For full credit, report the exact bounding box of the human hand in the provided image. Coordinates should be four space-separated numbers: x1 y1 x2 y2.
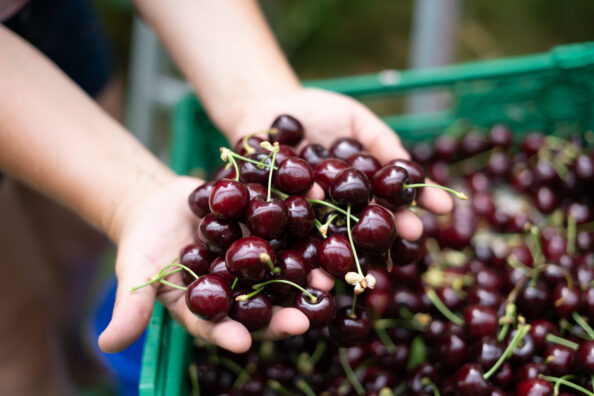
224 87 453 242
98 176 333 354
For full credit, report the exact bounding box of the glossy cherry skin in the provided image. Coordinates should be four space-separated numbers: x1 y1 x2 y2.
329 137 363 161
509 331 536 365
188 182 213 218
245 196 288 240
317 235 355 278
294 288 336 329
239 152 273 184
434 134 458 162
352 205 397 252
515 363 547 384
274 157 314 195
439 331 468 369
274 144 296 165
371 165 414 209
234 135 264 156
411 141 434 164
461 130 491 156
576 340 594 374
243 182 267 201
269 114 304 147
209 256 235 286
406 363 440 394
487 150 512 178
454 363 492 396
543 345 574 376
268 250 308 294
212 164 237 181
225 236 275 280
471 336 503 370
314 158 349 192
209 179 249 220
285 195 314 237
299 143 329 167
291 236 322 271
347 153 381 181
463 305 498 341
492 362 512 388
329 305 372 347
534 186 558 214
517 282 550 320
529 319 557 351
229 291 272 331
385 158 425 185
573 153 594 182
179 242 214 284
489 124 513 148
390 236 425 266
186 274 231 321
521 132 545 156
552 284 580 317
330 168 372 207
198 213 242 252
516 378 553 396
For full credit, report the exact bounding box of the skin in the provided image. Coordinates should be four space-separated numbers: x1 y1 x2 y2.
0 0 452 360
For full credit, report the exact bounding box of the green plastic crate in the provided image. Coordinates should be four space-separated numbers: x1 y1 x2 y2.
139 42 594 396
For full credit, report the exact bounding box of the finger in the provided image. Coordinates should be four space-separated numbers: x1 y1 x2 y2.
308 268 335 291
416 178 454 215
252 307 309 340
98 249 157 353
394 208 424 241
306 183 325 200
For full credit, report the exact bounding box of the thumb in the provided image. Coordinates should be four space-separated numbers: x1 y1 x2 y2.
98 248 156 353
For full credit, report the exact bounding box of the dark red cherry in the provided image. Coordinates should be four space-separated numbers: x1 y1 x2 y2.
330 168 372 207
407 363 440 394
179 242 214 284
487 150 512 177
351 205 397 252
533 158 558 185
317 235 355 278
329 305 372 347
209 179 249 219
516 378 552 396
529 319 557 351
347 153 381 181
428 161 451 185
209 256 235 286
439 332 468 369
364 289 390 317
268 250 308 294
471 336 503 370
212 164 236 181
225 236 275 280
314 158 349 193
392 236 426 267
573 153 594 182
583 288 594 323
198 214 242 252
293 288 335 328
186 274 231 321
299 143 329 167
385 159 425 184
575 340 594 374
434 135 458 162
565 201 593 225
188 182 213 218
234 136 264 156
243 182 267 201
285 196 314 237
467 287 503 309
461 130 491 156
229 291 272 331
552 284 580 317
511 165 535 192
489 124 513 148
245 196 288 240
543 345 574 376
239 152 273 184
521 133 545 156
463 305 498 341
329 138 363 161
269 114 304 147
492 362 512 388
454 363 492 396
517 282 550 320
388 288 423 317
509 331 535 365
534 186 558 214
372 165 414 209
291 236 321 271
466 172 491 193
274 157 314 195
411 141 434 164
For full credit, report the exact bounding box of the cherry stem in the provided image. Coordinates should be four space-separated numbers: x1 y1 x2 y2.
350 293 358 318
296 380 316 396
374 324 396 354
567 214 577 256
265 142 280 202
241 128 277 155
220 148 241 181
573 312 594 340
223 149 278 171
251 279 317 303
160 279 187 291
420 377 441 396
425 287 465 327
403 183 468 200
307 340 326 368
130 258 186 292
540 375 594 396
308 199 359 222
236 287 265 301
339 347 365 396
231 277 238 291
347 204 364 277
484 321 531 380
497 302 516 342
313 219 328 239
268 379 291 396
188 363 201 396
260 253 280 275
546 333 579 350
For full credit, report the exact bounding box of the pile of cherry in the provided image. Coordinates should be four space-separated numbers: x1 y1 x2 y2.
134 117 594 395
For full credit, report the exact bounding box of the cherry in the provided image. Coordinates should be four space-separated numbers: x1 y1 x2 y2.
573 153 594 182
371 165 414 209
265 362 296 386
330 305 372 347
274 157 314 195
411 141 434 164
472 192 496 218
198 213 242 252
428 160 451 185
362 366 395 392
186 274 231 321
293 288 336 329
388 288 423 317
212 163 237 181
329 137 363 161
291 236 322 271
240 376 265 396
239 152 273 184
406 363 440 394
515 363 547 384
390 236 425 267
268 250 308 294
179 242 214 284
517 282 551 320
583 287 594 323
299 143 329 167
487 150 512 177
529 319 558 351
489 124 513 148
234 135 264 156
285 195 315 237
463 305 498 341
330 168 372 207
243 182 268 201
347 153 381 181
317 235 355 278
454 363 492 396
434 135 458 162
552 284 581 317
322 212 348 237
225 236 276 280
534 186 558 214
543 344 574 376
565 201 593 225
245 196 288 240
209 179 249 219
364 289 390 317
461 130 491 156
439 331 468 369
511 165 535 192
385 158 426 184
188 182 213 218
351 205 397 252
466 172 491 193
471 336 503 370
575 340 594 374
467 287 503 309
516 379 553 396
269 114 304 147
492 362 512 388
509 330 536 365
230 291 272 332
475 267 503 291
521 132 545 156
209 256 235 286
533 158 558 185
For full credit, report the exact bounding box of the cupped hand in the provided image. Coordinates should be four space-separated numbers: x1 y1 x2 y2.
225 87 453 241
98 176 333 354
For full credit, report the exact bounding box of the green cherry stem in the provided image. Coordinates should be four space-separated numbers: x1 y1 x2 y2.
241 128 277 155
540 374 594 396
160 279 188 291
425 287 465 327
497 303 516 342
546 333 579 350
188 363 201 396
350 293 358 319
568 214 577 256
484 322 531 380
403 183 468 200
296 380 316 396
220 148 241 181
222 148 278 171
346 204 364 277
313 219 328 239
374 324 397 353
308 199 360 222
130 258 190 292
230 277 238 291
339 347 365 396
573 312 594 340
250 279 317 303
420 377 441 396
266 143 279 202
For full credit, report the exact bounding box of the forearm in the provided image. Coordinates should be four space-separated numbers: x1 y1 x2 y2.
0 26 174 241
135 0 300 136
